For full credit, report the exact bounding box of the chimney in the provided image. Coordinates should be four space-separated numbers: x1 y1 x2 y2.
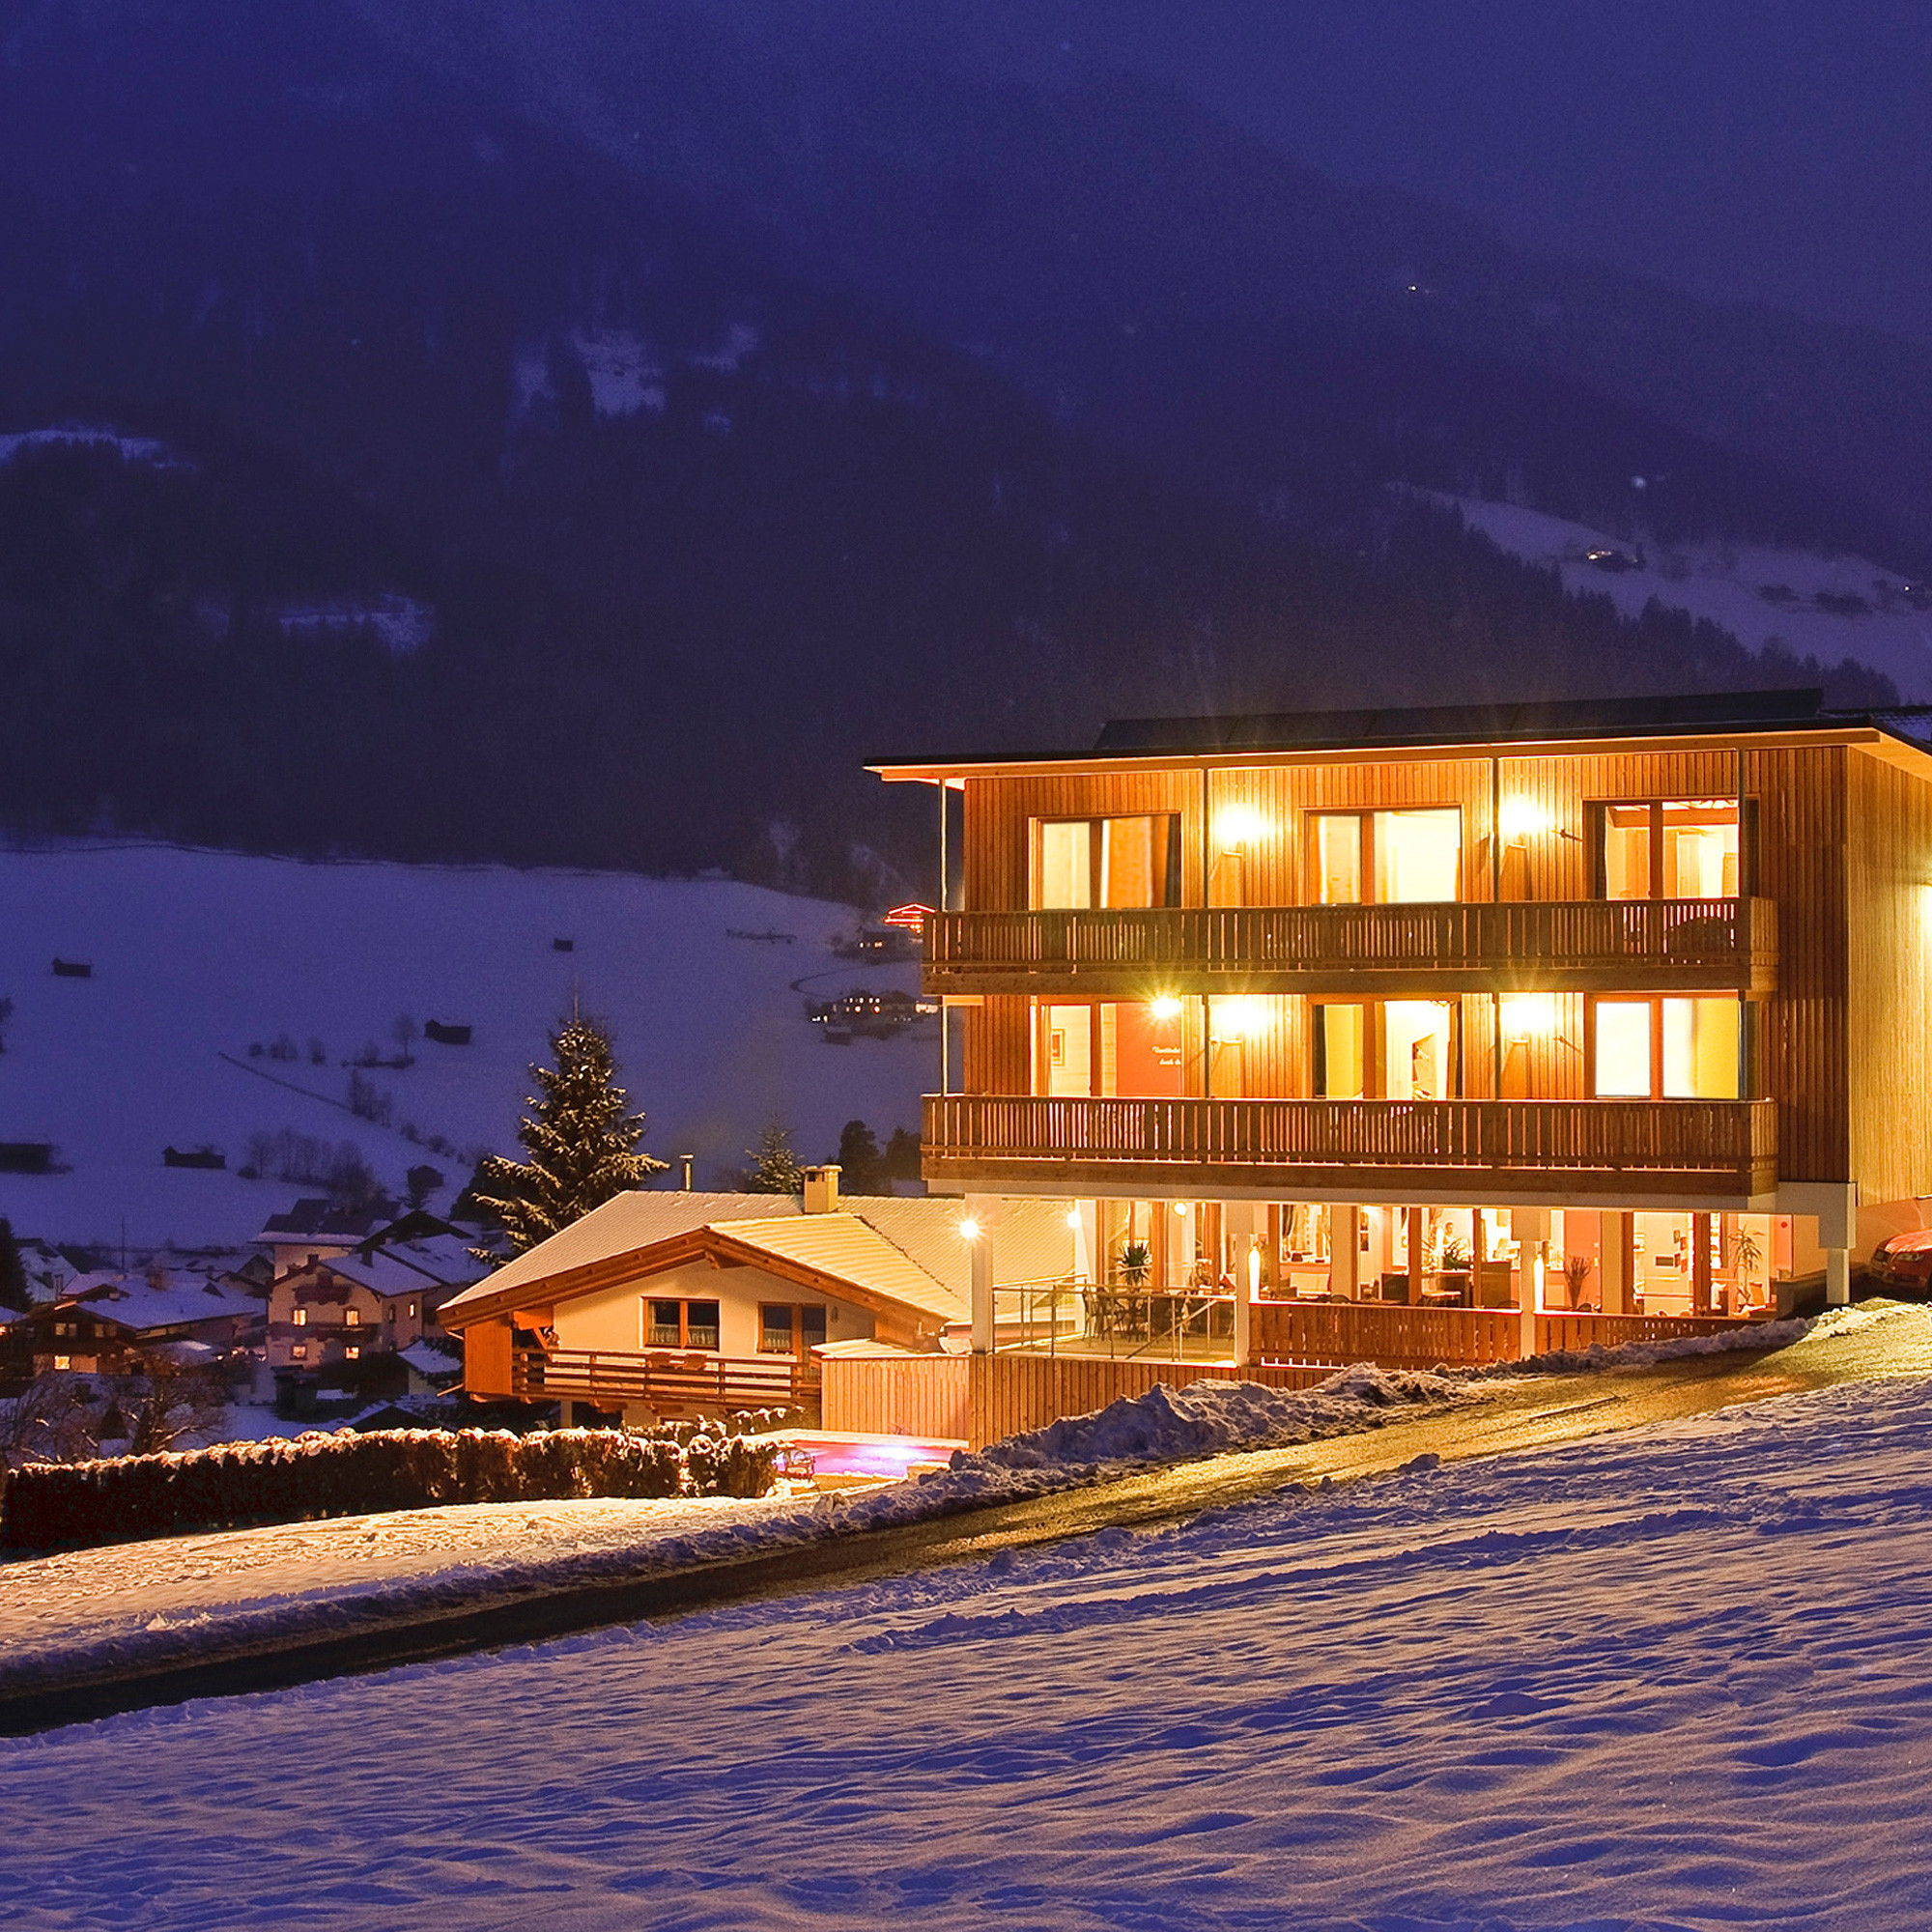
801 1164 840 1214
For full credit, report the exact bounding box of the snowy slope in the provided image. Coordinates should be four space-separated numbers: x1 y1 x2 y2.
0 843 930 1251
6 1371 1932 1927
1441 492 1932 698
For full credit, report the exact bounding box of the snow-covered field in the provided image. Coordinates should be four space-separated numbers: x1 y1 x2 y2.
0 842 929 1250
6 1369 1932 1928
1439 492 1932 698
0 1371 1465 1694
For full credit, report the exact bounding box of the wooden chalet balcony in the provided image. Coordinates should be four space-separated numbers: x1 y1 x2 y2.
512 1350 814 1415
924 1094 1779 1201
924 897 1776 996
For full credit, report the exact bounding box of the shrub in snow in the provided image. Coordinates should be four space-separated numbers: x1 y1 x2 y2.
0 1426 776 1553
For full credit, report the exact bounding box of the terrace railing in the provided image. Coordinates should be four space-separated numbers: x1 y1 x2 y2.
924 897 1776 993
924 1094 1778 1197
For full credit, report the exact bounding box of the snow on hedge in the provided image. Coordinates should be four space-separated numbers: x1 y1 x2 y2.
0 1427 778 1553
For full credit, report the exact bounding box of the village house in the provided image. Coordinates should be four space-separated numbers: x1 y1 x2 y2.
263 1220 482 1375
440 1174 1073 1424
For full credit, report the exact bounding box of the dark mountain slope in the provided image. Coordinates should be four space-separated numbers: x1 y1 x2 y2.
0 2 1897 893
354 0 1932 566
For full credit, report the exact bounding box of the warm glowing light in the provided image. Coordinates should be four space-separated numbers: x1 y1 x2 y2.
1174 1200 1188 1215
1500 993 1558 1041
1065 1208 1083 1230
1498 796 1552 843
1246 1240 1262 1299
958 1217 980 1242
1215 804 1266 850
1148 995 1184 1021
1212 996 1271 1042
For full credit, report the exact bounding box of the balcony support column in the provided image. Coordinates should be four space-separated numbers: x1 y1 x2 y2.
968 1195 996 1352
1826 1247 1851 1308
1600 1211 1632 1316
1225 1201 1257 1366
1406 1207 1426 1304
1516 1207 1551 1356
1332 1207 1361 1300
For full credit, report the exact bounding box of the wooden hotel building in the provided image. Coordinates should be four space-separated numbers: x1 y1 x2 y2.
874 688 1932 1379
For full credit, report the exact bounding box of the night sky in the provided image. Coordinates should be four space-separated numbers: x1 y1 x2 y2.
855 0 1932 347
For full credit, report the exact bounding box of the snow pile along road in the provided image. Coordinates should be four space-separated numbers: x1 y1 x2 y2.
970 1364 1468 1470
0 1371 1463 1695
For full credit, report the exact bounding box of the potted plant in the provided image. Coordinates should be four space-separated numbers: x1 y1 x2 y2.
1436 1235 1473 1302
1117 1240 1153 1287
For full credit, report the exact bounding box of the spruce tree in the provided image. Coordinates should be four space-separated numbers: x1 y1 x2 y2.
836 1119 881 1193
472 1014 667 1255
744 1117 804 1194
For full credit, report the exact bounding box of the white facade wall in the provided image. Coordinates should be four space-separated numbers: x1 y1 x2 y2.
552 1260 877 1358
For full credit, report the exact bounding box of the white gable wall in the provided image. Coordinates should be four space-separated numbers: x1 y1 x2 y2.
553 1259 876 1357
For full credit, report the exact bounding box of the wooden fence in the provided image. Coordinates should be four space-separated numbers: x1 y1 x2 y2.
822 1298 1757 1449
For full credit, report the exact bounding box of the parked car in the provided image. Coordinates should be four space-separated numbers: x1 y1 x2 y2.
1868 1229 1932 1294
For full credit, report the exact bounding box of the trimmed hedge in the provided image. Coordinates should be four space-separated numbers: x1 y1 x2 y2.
0 1427 781 1553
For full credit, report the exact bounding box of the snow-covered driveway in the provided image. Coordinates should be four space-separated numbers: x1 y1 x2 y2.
6 1375 1932 1929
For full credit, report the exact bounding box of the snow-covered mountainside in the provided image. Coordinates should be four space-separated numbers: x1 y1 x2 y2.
1446 493 1932 698
0 844 928 1252
7 1369 1932 1927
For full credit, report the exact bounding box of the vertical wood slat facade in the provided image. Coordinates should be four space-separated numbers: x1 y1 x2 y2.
947 735 1899 1197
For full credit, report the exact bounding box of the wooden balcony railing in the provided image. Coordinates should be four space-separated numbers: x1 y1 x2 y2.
512 1349 814 1414
923 1094 1779 1198
924 898 1776 994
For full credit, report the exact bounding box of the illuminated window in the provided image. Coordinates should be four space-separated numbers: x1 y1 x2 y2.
1597 800 1741 900
1313 1001 1456 1098
52 1354 71 1371
292 1308 308 1327
1593 996 1742 1098
290 1344 306 1360
1314 1003 1365 1098
1593 1001 1653 1097
1310 810 1461 904
1034 817 1180 909
344 1307 360 1326
345 1345 360 1360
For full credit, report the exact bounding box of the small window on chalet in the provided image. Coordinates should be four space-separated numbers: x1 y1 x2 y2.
344 1307 360 1326
345 1345 360 1360
291 1343 306 1360
759 1304 794 1354
292 1308 308 1327
53 1354 71 1371
649 1298 723 1351
1034 816 1181 910
800 1306 828 1350
1594 800 1744 900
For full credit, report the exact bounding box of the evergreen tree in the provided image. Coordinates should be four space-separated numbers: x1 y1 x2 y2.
744 1117 804 1194
471 1014 667 1256
0 1218 28 1312
835 1118 881 1194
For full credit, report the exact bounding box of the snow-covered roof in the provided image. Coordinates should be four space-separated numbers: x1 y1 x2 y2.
706 1215 965 1324
439 1191 1080 1331
399 1341 463 1378
71 1270 261 1334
